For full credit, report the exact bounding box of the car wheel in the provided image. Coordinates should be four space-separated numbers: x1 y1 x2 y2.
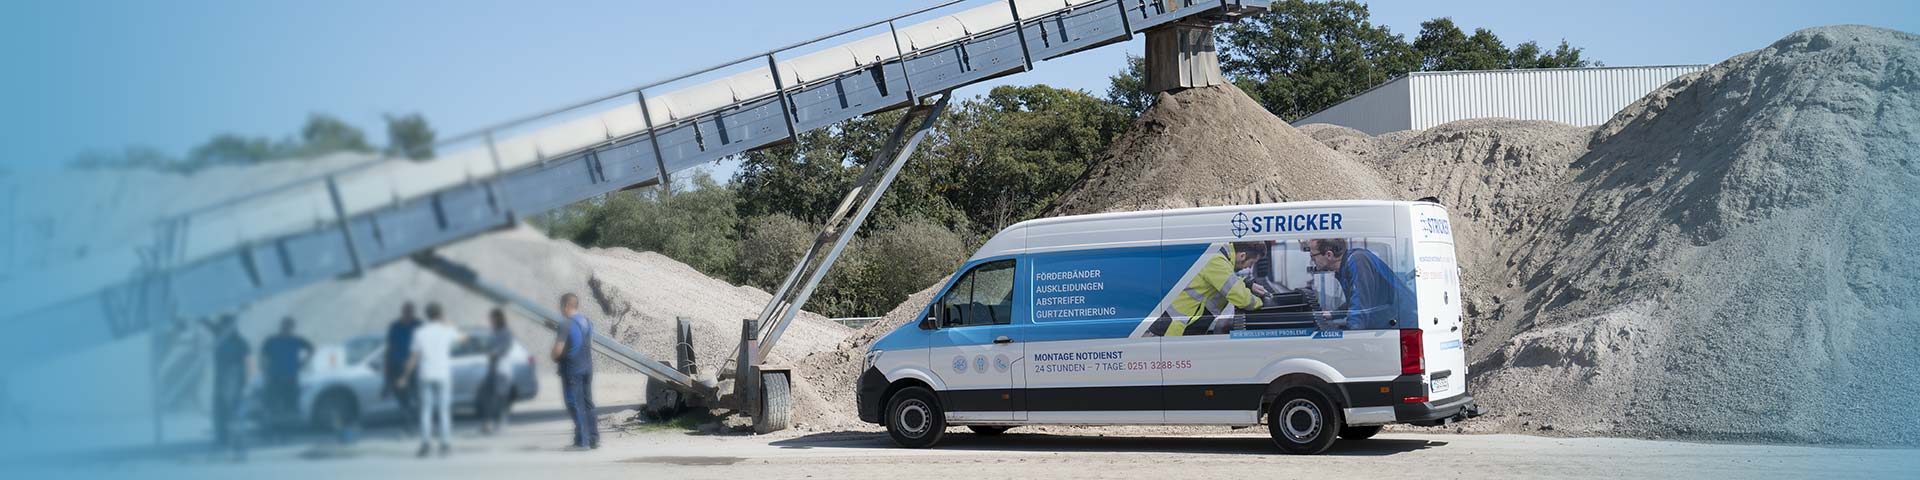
1268 387 1342 455
967 426 1011 436
885 386 945 448
1341 425 1383 440
311 390 359 432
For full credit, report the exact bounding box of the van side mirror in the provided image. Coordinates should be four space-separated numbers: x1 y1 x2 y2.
920 314 936 330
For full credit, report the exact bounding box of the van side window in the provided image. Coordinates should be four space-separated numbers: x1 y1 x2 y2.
939 259 1016 328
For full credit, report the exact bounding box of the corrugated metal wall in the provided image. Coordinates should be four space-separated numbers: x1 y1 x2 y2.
1294 65 1707 134
1294 77 1411 135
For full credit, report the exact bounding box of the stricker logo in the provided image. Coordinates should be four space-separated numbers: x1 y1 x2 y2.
1231 212 1250 238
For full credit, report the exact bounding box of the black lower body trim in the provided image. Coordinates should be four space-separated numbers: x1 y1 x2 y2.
857 368 888 424
1395 394 1475 426
1339 374 1427 408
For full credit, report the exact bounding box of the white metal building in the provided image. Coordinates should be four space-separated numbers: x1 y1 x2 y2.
1294 65 1708 135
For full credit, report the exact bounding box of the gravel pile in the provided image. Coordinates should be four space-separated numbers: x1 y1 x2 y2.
1459 25 1920 444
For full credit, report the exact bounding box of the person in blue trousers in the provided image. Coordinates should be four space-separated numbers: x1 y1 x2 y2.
552 293 598 450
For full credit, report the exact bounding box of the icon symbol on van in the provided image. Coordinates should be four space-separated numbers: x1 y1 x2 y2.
952 356 968 373
974 355 988 373
1231 212 1250 238
994 354 1010 373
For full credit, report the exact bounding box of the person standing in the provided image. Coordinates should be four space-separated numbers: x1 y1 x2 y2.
479 308 515 435
260 317 313 424
207 315 250 461
553 293 598 450
383 302 421 431
400 302 462 458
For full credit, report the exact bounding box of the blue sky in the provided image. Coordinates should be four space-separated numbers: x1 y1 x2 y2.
1 0 1913 170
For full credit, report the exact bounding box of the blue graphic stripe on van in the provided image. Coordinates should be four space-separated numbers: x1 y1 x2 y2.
1441 339 1462 350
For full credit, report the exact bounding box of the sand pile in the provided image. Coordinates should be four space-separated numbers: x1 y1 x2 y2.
239 224 852 401
1049 83 1394 215
1461 25 1920 444
789 282 945 430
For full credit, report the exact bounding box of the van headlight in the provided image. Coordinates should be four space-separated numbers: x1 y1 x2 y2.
863 350 883 371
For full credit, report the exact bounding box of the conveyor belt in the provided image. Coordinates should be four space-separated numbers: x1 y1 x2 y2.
3 0 1267 364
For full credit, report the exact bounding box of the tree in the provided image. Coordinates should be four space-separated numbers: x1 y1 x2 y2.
927 85 1129 231
68 146 181 172
1218 1 1593 121
1218 0 1418 121
296 113 372 156
1106 54 1153 117
571 170 741 278
385 113 436 160
186 133 281 169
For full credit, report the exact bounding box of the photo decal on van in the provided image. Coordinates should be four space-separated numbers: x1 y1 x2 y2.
1130 238 1418 338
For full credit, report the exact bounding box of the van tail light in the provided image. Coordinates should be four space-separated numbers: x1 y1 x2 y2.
1400 328 1425 375
1403 396 1429 404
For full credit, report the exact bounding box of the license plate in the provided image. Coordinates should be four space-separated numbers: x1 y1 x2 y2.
1431 377 1449 394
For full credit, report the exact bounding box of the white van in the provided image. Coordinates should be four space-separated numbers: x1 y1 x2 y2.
855 200 1478 454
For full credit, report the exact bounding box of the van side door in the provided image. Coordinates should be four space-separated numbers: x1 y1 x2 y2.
926 259 1025 424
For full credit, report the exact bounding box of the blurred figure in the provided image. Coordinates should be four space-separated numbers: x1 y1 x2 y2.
384 302 421 433
205 314 250 461
260 317 313 425
479 308 514 434
553 293 598 450
400 302 461 458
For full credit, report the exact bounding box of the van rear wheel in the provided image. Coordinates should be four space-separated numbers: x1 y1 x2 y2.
1340 425 1382 440
885 387 945 448
1268 388 1342 455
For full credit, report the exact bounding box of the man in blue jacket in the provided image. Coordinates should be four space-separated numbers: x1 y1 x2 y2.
1310 239 1417 330
552 293 598 450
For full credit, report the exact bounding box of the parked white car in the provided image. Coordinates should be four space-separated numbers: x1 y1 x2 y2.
259 330 540 429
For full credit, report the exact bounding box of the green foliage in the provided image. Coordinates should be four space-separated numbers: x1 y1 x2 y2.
571 172 741 277
1218 0 1418 121
1413 18 1591 71
1219 0 1591 121
295 113 373 156
385 113 437 160
735 213 816 291
1106 54 1153 117
927 85 1130 231
736 85 1125 236
69 112 436 173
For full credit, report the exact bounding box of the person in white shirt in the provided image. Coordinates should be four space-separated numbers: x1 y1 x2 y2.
400 302 463 458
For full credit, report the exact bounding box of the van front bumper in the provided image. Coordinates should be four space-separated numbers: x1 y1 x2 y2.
1395 394 1481 427
856 367 888 424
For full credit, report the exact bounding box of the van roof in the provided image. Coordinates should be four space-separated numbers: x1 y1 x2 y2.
972 199 1440 261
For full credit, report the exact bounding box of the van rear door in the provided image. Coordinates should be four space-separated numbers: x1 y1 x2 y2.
1409 204 1467 401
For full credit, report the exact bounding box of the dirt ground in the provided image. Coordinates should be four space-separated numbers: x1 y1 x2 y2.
16 373 1914 480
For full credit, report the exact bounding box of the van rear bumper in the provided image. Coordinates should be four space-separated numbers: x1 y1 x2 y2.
1395 394 1481 427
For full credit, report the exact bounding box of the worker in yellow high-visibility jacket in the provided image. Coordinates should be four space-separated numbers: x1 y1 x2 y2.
1147 241 1269 336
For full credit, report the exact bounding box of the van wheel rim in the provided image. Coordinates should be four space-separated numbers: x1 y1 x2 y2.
1281 399 1322 442
898 400 931 437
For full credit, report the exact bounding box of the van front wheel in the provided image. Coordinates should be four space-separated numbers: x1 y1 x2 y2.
885 387 945 448
1269 388 1342 455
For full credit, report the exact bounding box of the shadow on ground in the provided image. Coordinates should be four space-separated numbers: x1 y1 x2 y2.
769 430 1443 456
